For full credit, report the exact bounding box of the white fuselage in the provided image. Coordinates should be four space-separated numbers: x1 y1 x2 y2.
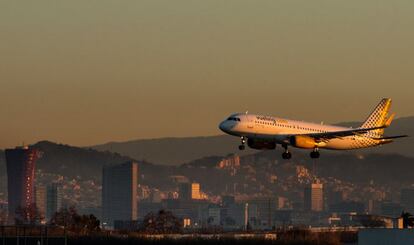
219 113 382 150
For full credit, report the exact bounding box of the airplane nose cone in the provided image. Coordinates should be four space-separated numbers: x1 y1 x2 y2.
219 120 238 135
219 121 226 132
219 120 233 133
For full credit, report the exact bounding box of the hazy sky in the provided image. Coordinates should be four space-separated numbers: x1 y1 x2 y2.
0 1 413 148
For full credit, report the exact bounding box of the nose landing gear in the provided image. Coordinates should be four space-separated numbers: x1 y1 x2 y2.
282 144 292 159
239 137 246 150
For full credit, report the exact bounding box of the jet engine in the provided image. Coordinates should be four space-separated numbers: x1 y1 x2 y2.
247 138 276 150
289 136 320 149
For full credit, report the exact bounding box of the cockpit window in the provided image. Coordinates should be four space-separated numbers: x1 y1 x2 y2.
227 117 241 121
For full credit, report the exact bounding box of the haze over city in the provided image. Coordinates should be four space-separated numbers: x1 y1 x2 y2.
1 0 414 149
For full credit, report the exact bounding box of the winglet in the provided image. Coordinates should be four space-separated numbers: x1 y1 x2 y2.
384 113 395 127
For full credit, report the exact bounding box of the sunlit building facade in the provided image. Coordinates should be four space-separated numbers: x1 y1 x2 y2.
191 183 201 200
304 183 324 212
179 182 203 200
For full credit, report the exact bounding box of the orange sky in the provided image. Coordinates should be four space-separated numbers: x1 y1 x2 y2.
0 1 413 148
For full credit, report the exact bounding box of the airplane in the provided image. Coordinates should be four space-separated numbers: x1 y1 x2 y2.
218 98 407 159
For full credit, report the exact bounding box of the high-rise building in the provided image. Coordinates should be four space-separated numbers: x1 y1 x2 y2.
35 185 47 222
5 146 41 224
223 202 245 227
46 183 62 221
179 183 191 200
250 197 277 228
304 183 324 212
401 188 414 214
102 161 138 227
191 183 201 200
179 182 202 200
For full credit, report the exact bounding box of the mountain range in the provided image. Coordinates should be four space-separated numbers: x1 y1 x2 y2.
91 116 414 165
0 141 413 193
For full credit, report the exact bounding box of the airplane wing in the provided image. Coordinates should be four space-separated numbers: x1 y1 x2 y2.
294 126 387 141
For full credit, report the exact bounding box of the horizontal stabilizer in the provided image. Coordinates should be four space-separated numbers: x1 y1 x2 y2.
372 135 409 140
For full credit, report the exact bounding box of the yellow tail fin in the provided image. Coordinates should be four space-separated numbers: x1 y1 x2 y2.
360 98 392 136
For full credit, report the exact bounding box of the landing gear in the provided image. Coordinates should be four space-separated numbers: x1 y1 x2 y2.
282 144 292 159
239 136 246 150
310 149 320 159
282 152 292 159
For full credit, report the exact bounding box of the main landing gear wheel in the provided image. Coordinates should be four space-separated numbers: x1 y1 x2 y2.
282 152 292 159
282 144 292 159
239 136 246 150
310 150 320 159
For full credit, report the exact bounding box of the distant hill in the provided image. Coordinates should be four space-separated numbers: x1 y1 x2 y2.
182 150 414 194
31 141 141 179
0 141 139 182
1 141 414 200
0 141 176 191
91 116 414 165
91 135 255 166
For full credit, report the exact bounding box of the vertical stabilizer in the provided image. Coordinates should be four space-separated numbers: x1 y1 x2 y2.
360 98 392 136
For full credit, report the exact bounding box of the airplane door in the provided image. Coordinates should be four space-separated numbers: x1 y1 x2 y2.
245 115 255 133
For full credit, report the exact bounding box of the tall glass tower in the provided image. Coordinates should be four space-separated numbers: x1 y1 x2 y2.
102 161 138 227
5 146 41 224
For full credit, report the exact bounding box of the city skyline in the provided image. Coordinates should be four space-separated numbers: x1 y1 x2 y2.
1 1 414 148
1 133 414 234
